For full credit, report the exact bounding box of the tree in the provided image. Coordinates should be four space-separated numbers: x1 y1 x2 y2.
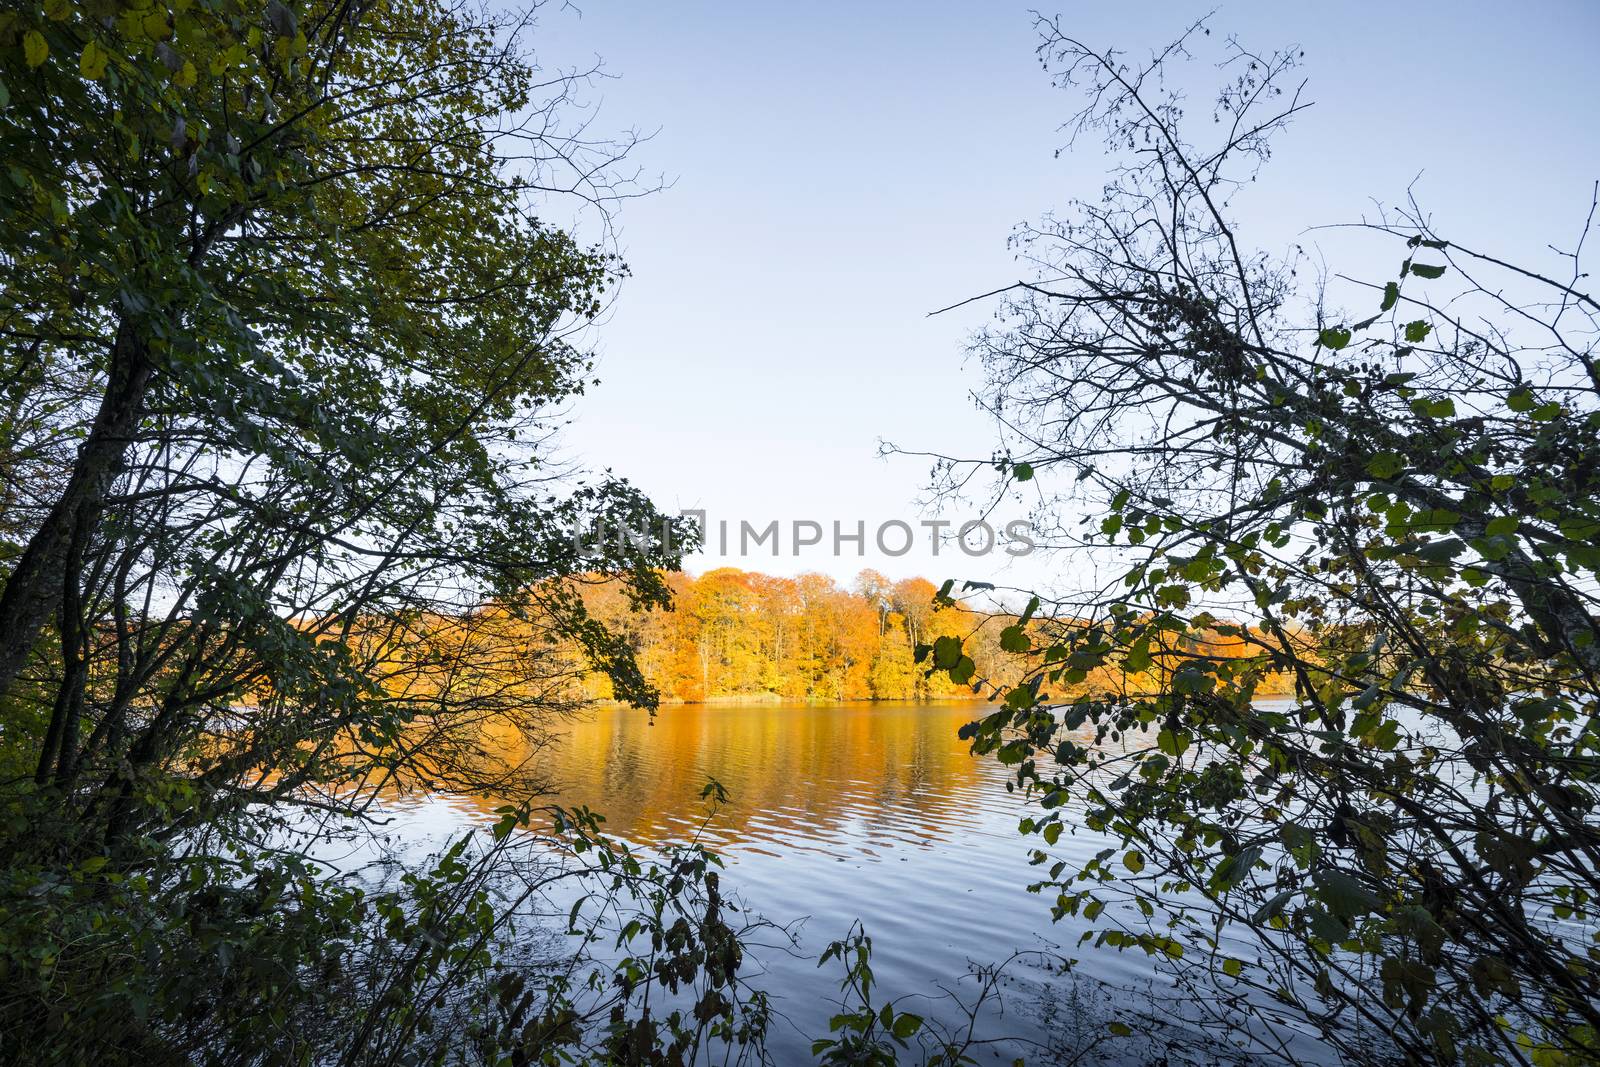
0 1 775 1060
923 18 1600 1065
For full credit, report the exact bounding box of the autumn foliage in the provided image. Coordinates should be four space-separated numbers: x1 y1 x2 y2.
573 569 1008 703
564 568 1291 705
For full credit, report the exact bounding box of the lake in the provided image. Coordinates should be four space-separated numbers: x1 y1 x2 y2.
389 700 1290 1064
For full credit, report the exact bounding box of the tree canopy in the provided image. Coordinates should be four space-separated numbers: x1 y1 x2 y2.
0 1 767 1061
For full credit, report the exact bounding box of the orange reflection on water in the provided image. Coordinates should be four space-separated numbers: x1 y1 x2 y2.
469 701 1013 857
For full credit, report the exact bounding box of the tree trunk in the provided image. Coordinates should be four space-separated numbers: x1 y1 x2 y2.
0 316 152 702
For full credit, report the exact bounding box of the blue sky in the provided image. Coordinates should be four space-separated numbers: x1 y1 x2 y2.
534 1 1600 589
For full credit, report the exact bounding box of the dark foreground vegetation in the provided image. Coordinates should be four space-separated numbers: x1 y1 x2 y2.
910 18 1600 1067
1 1 1596 1065
0 0 778 1061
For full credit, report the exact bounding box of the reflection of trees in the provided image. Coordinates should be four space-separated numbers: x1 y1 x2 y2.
459 704 1005 850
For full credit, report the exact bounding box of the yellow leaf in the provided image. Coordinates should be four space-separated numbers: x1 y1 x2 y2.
44 0 72 21
1123 851 1145 874
79 39 108 79
172 59 196 87
1222 957 1244 978
142 9 167 39
23 30 48 68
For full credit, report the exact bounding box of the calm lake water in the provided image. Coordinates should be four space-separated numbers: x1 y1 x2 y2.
390 700 1297 1064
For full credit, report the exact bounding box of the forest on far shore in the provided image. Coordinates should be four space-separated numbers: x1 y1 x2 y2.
575 569 1297 704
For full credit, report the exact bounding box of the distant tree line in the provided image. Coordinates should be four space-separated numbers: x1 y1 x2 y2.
571 567 1293 705
578 569 997 703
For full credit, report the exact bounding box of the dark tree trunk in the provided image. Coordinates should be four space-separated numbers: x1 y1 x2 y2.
0 316 152 704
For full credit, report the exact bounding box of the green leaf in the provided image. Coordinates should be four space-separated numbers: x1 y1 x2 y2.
1415 538 1463 562
1305 906 1349 944
1403 320 1432 343
1485 516 1519 537
1222 957 1244 978
999 624 1031 653
1531 401 1562 422
1380 282 1399 311
1366 453 1405 480
1507 389 1537 412
1019 595 1041 624
931 635 962 669
1107 1021 1132 1037
1424 397 1454 417
1213 846 1262 890
24 31 49 68
1318 327 1352 350
891 1013 923 1040
79 39 109 80
1003 679 1036 708
1409 263 1447 279
1476 534 1514 561
1313 869 1383 920
1123 851 1145 874
1012 462 1034 482
1252 889 1296 923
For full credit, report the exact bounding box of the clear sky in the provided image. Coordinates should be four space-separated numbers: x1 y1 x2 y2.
532 1 1600 590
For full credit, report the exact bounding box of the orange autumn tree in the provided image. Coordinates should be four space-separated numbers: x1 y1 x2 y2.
573 569 1028 703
